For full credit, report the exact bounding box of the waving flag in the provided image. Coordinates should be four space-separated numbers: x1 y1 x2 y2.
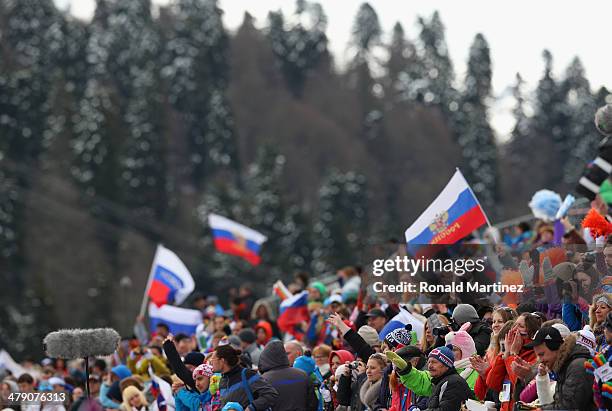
148 303 202 336
277 290 310 339
146 245 195 307
272 280 292 301
149 369 175 411
379 307 424 341
208 214 267 265
405 170 488 249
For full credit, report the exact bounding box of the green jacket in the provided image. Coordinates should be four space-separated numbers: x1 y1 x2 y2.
398 366 478 396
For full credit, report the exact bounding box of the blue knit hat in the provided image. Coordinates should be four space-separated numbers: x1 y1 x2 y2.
294 355 316 375
222 402 244 411
428 344 454 368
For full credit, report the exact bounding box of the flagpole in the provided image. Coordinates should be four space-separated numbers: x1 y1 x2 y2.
139 244 161 317
456 168 495 231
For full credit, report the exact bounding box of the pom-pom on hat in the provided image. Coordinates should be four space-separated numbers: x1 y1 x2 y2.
384 324 413 349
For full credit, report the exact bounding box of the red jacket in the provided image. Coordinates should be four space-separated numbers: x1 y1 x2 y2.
486 348 537 411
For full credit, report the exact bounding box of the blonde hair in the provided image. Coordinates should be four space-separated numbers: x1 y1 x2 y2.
122 385 147 410
420 314 449 352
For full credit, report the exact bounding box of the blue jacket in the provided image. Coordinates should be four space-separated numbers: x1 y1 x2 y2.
175 388 212 411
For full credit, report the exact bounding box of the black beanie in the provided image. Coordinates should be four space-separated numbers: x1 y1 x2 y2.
239 328 257 344
184 351 205 367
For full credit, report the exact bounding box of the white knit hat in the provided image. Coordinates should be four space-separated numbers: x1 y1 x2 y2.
551 323 571 339
577 326 597 355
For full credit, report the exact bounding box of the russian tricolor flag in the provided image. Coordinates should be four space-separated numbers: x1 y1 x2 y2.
378 307 424 341
277 290 310 338
272 280 292 301
148 303 202 336
405 170 488 251
208 214 267 265
146 245 195 307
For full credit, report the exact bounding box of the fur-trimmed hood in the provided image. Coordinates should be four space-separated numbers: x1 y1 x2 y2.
250 298 277 321
551 334 591 374
589 293 612 331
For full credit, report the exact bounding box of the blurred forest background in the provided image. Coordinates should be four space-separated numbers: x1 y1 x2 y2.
0 0 610 358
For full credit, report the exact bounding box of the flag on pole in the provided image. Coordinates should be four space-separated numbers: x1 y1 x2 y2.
148 303 202 336
208 213 267 265
277 290 310 339
272 280 292 301
404 170 488 248
146 245 195 307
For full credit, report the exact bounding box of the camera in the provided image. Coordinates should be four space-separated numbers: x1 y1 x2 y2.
347 361 360 370
432 326 450 337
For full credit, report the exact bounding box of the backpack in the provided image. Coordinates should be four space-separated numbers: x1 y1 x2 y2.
240 368 272 411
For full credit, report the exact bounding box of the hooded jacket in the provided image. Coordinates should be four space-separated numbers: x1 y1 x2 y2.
258 341 317 411
466 321 493 357
218 365 278 411
541 335 596 411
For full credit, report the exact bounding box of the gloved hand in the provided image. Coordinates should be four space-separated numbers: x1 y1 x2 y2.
209 375 220 395
385 351 411 374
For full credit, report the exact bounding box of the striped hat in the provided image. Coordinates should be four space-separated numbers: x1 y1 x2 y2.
428 344 454 369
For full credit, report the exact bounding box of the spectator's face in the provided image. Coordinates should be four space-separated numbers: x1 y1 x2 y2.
89 379 101 395
284 343 301 366
156 326 169 338
575 271 592 293
330 355 342 374
595 303 611 323
18 382 33 393
149 347 162 357
427 358 447 378
515 315 527 335
425 323 433 344
313 352 328 367
128 392 143 408
72 387 83 402
195 375 210 393
533 344 558 368
194 298 206 310
452 345 462 361
256 306 268 319
605 246 612 268
367 316 386 332
256 328 268 344
540 231 553 243
209 352 224 373
177 339 191 355
366 359 384 382
214 317 226 332
492 313 505 335
52 384 64 393
308 288 321 301
1 383 12 399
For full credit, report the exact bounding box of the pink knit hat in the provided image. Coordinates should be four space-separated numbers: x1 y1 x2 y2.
444 322 476 359
192 363 214 379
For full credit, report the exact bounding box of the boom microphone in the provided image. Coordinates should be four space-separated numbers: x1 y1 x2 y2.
595 104 612 136
43 328 121 359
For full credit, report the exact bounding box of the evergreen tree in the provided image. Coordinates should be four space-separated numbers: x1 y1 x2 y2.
385 22 421 103
561 57 598 184
267 0 328 97
163 0 238 186
457 34 497 210
351 3 381 59
312 170 368 274
416 11 457 111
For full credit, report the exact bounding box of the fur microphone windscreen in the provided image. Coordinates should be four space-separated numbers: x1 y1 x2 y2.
595 104 612 136
44 328 121 359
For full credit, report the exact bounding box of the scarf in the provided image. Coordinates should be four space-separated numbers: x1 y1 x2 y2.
359 379 382 410
454 358 474 380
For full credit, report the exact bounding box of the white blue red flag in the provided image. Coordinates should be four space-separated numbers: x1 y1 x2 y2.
277 290 310 339
146 245 195 307
404 170 488 248
148 303 202 336
378 307 424 341
149 368 175 411
208 213 267 265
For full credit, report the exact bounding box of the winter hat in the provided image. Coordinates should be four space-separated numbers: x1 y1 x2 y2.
192 363 213 379
221 403 244 411
228 335 242 349
238 328 257 345
329 350 355 368
577 326 597 355
595 104 612 136
121 386 147 411
48 377 65 387
428 345 455 369
384 324 413 349
111 365 132 381
309 282 328 300
445 323 476 359
553 262 576 282
358 325 380 348
294 355 316 375
184 352 205 367
452 304 479 325
551 323 571 339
